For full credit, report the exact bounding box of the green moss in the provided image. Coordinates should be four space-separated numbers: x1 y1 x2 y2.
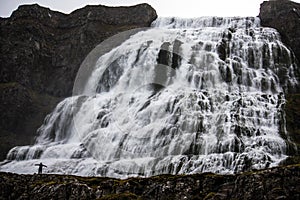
280 155 300 165
44 181 59 186
201 172 222 177
149 173 186 182
0 82 19 90
75 176 117 189
270 187 286 196
271 187 284 192
203 192 216 200
285 163 300 168
30 179 58 188
98 192 138 200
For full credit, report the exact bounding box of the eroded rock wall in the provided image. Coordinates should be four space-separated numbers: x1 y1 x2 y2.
260 0 300 158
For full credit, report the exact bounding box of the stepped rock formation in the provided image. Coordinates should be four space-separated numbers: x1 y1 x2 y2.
0 4 157 160
0 0 300 198
260 0 300 159
0 164 299 200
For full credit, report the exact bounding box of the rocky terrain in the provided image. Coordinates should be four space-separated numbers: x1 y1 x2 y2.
259 0 300 160
0 164 299 200
0 3 157 160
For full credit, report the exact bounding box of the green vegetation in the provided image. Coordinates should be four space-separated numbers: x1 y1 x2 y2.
0 82 19 89
0 164 299 199
76 176 117 189
203 192 216 200
98 192 139 200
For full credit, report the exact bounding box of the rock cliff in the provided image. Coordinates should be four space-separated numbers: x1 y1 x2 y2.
0 3 157 97
0 4 157 160
259 0 300 66
0 164 299 200
259 0 300 159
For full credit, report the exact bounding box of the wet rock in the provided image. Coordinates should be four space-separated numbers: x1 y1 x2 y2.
259 0 300 93
259 0 300 67
157 42 172 67
217 29 232 61
219 64 232 83
154 41 179 89
217 39 228 61
96 58 124 93
259 0 300 161
172 39 182 69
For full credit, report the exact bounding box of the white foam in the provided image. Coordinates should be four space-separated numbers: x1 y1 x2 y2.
1 17 297 178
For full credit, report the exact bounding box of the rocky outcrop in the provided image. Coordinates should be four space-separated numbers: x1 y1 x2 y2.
259 0 300 159
285 94 300 157
0 3 157 97
0 4 157 160
0 82 60 160
259 0 300 65
0 164 299 200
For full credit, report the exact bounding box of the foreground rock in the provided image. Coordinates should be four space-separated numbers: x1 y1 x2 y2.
0 165 299 200
0 4 157 160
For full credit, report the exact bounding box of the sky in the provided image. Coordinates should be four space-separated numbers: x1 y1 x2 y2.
1 0 300 18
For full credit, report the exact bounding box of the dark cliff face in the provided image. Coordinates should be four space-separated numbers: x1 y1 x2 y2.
259 0 300 158
0 165 299 200
259 0 300 66
0 3 157 160
0 82 60 160
0 3 157 97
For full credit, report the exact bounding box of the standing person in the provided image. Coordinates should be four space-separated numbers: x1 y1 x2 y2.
35 162 47 174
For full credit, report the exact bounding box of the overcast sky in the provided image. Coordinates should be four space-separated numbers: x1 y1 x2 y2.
1 0 300 18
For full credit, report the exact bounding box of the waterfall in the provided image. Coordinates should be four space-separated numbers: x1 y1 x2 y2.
0 17 298 178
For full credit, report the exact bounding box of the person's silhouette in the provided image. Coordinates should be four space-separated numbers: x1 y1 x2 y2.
35 162 47 174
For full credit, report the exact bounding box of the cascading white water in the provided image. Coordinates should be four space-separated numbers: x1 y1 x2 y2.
0 17 298 178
